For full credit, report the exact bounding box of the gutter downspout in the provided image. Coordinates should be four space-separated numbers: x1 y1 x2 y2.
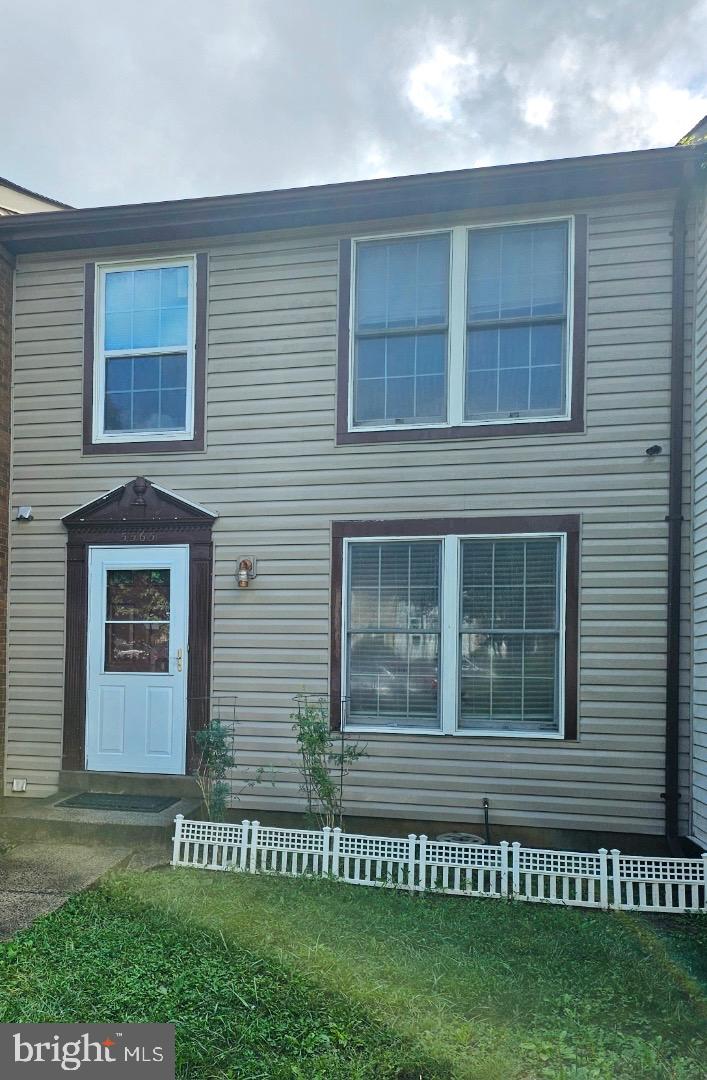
664 160 694 852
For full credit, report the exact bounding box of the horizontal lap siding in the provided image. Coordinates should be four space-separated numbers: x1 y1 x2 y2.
0 247 13 795
6 199 679 834
692 193 707 848
680 213 695 837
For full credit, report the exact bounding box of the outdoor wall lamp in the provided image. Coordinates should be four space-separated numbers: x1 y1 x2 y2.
237 557 257 588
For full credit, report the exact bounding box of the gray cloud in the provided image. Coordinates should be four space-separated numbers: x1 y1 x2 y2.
1 0 706 207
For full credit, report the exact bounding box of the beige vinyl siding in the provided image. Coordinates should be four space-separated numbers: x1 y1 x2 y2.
692 192 707 848
680 206 695 838
5 195 682 836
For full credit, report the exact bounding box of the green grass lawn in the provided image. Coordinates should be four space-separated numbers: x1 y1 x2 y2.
0 869 705 1079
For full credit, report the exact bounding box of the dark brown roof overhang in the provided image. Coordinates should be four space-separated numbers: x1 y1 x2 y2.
0 145 695 255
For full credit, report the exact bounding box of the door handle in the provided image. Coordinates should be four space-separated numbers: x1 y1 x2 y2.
176 648 183 672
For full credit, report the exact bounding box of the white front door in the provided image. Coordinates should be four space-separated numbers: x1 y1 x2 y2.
86 545 189 774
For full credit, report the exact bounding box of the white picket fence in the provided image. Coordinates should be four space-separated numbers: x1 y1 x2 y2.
171 815 707 914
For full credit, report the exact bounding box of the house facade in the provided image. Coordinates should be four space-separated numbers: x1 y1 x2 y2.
0 143 705 850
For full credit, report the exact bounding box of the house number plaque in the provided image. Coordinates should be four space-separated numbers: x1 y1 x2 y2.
121 530 157 543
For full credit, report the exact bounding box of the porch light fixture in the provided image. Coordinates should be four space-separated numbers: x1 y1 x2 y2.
237 558 257 588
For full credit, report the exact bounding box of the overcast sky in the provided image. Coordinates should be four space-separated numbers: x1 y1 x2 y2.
2 0 707 209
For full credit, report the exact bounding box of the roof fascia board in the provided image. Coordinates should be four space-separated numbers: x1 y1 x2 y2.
0 146 693 255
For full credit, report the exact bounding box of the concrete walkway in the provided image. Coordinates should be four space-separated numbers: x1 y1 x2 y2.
0 841 144 938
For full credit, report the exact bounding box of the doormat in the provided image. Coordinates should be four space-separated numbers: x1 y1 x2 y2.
57 793 179 813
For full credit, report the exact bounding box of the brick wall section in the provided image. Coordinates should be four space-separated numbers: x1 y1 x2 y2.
0 245 12 793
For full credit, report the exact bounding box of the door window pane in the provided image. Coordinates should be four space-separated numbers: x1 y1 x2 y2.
346 541 441 729
466 222 568 422
105 622 169 673
353 234 449 426
459 537 561 733
106 569 170 621
105 569 170 673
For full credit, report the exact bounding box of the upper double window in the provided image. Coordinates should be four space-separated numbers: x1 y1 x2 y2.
90 257 198 447
348 218 576 435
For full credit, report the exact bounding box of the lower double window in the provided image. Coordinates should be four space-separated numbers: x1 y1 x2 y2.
338 522 575 738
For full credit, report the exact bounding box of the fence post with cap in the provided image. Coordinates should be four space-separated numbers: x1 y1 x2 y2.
321 826 331 876
239 820 250 872
171 813 184 867
598 848 609 909
249 820 260 874
512 841 521 899
500 840 510 898
610 849 622 910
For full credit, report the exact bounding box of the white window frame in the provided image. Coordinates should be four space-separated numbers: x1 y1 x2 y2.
348 216 575 433
93 255 197 444
341 532 567 739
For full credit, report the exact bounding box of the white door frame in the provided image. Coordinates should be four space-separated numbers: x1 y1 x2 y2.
85 544 190 774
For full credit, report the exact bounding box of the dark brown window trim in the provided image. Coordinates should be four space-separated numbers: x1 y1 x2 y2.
82 253 208 455
336 215 587 446
330 514 580 741
61 477 214 773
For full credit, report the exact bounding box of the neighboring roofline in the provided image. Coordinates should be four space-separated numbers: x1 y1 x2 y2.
0 144 696 254
678 114 707 144
0 175 72 210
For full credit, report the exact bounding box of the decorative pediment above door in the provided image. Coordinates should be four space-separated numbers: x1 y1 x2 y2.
62 476 217 541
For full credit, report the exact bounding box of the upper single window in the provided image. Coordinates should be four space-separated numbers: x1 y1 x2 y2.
344 217 581 439
353 234 450 427
93 258 195 443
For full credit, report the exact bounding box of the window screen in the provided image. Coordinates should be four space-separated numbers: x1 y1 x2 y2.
458 537 561 733
352 234 449 427
465 222 568 422
346 540 442 729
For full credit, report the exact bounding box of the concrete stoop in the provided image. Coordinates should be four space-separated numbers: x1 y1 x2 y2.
0 773 202 846
59 770 200 798
0 794 201 844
